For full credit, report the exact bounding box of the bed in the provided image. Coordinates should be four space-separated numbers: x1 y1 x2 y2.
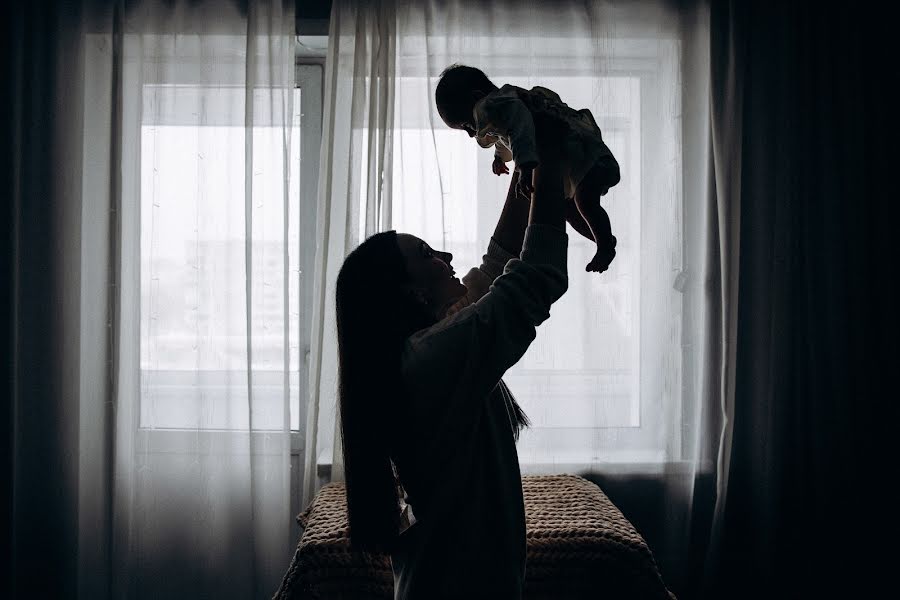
273 473 675 599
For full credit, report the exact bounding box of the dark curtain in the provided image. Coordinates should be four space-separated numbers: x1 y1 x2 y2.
3 2 116 598
6 3 84 599
706 1 893 597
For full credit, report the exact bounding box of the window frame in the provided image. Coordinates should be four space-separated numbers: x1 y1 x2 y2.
134 57 323 448
134 31 703 482
383 44 688 469
132 45 324 538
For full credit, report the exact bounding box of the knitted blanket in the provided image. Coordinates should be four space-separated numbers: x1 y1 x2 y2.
273 474 676 600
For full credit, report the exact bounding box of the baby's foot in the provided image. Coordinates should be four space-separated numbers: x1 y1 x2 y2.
586 235 617 273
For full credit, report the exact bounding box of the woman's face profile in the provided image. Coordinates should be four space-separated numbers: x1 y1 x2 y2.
395 233 467 318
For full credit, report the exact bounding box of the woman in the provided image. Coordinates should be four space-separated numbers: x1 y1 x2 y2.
335 130 569 599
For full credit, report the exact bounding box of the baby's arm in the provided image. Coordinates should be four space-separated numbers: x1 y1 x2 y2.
494 143 513 163
492 143 513 175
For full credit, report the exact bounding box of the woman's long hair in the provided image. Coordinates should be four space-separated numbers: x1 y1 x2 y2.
335 231 432 553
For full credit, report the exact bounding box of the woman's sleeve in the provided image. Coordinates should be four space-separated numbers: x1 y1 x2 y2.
445 237 517 317
404 224 568 401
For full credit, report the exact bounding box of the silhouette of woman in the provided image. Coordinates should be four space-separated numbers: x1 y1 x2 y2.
335 127 569 599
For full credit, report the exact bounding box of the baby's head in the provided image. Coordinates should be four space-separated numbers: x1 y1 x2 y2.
435 64 498 136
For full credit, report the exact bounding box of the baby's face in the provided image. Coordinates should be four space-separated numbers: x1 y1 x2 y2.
437 96 477 137
449 120 476 138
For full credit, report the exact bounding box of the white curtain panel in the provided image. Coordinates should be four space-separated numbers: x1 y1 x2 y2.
303 0 399 503
11 0 303 595
99 1 297 597
308 0 719 580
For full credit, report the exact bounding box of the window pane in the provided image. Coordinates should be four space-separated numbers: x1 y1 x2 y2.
139 86 303 431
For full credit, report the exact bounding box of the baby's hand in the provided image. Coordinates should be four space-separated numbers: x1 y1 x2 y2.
517 164 535 197
492 156 510 176
491 156 509 175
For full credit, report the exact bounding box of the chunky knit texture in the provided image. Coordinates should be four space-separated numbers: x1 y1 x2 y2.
273 474 675 600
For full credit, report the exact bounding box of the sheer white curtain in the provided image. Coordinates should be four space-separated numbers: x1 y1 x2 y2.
308 0 719 593
105 1 296 598
9 1 298 598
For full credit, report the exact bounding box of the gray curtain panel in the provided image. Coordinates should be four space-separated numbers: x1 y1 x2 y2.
704 1 892 598
6 2 298 599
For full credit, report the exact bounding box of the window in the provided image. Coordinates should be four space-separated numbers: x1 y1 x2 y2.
139 62 322 435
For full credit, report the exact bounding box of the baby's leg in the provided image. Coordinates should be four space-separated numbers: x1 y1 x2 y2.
565 199 596 242
575 164 617 273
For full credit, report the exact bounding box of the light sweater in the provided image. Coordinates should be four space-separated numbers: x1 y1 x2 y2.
391 224 569 600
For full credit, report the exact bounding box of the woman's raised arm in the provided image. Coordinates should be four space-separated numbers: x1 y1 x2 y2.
445 171 530 315
490 170 530 257
405 144 569 409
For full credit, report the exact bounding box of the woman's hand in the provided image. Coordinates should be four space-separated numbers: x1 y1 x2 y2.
488 171 530 259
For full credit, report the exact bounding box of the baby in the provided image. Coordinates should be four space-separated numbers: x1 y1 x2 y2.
435 64 621 273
